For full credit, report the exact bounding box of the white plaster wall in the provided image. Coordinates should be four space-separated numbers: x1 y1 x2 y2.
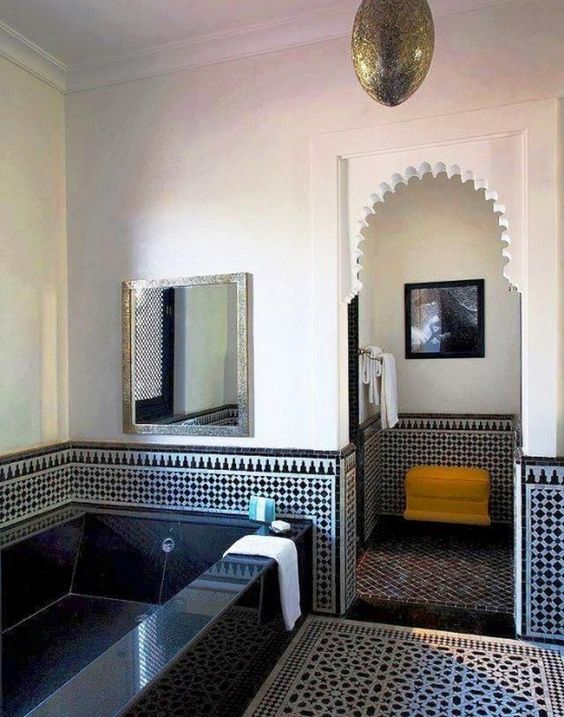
0 57 67 454
559 98 564 456
174 285 237 414
358 174 521 422
65 0 564 449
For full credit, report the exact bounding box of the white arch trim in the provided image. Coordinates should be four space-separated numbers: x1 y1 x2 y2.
311 99 558 456
348 161 516 303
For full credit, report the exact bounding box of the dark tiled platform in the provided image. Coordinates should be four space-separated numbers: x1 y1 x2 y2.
355 518 514 636
349 596 515 638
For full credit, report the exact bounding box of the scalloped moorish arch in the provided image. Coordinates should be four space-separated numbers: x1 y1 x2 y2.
347 161 518 303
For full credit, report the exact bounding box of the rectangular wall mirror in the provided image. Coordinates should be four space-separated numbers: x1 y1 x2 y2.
122 273 252 436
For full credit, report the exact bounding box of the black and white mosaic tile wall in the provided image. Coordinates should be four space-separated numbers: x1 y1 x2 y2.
0 442 358 616
175 404 238 427
339 447 357 613
0 444 73 525
520 457 564 645
378 414 517 523
357 416 382 543
134 289 165 401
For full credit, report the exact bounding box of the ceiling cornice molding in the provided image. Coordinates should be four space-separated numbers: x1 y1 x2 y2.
0 19 66 91
0 0 518 94
65 5 353 93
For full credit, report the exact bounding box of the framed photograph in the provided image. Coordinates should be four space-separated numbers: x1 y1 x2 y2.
405 279 485 359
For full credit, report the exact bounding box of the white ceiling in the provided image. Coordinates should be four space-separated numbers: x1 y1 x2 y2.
0 0 515 67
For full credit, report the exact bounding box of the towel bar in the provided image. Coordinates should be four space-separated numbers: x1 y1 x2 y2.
359 348 383 361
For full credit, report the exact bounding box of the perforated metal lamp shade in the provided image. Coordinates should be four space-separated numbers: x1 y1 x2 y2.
352 0 435 107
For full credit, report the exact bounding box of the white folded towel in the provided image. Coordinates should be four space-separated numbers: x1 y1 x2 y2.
380 353 399 429
224 535 301 630
360 345 382 405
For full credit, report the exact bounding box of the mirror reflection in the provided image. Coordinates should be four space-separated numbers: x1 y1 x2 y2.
134 284 238 426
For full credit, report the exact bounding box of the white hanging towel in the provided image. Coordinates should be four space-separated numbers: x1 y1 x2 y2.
224 535 301 631
380 353 399 429
360 345 382 405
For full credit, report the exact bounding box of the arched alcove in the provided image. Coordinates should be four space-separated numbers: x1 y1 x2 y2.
348 162 518 303
356 171 522 422
311 100 558 628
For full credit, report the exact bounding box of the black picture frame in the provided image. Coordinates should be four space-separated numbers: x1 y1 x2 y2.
404 279 485 359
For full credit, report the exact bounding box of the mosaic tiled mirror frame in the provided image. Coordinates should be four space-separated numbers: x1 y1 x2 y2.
122 273 253 438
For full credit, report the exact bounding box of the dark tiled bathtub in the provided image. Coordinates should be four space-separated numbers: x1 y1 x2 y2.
1 507 312 717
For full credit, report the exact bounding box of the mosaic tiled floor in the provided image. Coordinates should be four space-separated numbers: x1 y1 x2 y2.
245 617 564 717
357 519 514 613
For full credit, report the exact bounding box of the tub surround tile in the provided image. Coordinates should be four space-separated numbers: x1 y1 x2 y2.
0 505 84 548
0 441 356 616
126 606 291 717
0 445 73 480
71 450 339 613
0 464 74 526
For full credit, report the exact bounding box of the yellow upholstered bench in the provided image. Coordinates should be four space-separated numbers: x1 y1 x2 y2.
404 465 491 526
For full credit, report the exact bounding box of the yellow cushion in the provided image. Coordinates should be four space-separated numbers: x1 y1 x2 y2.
404 465 491 526
406 466 490 501
405 495 488 514
407 465 489 482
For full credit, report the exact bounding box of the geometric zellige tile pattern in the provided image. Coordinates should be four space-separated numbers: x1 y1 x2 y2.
245 617 564 717
73 456 338 613
362 421 382 542
134 289 165 401
340 450 357 614
0 504 83 548
0 444 352 616
0 465 73 525
524 462 564 644
396 415 516 432
126 606 290 717
380 426 516 522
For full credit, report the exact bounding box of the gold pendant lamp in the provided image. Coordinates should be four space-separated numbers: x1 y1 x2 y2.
352 0 435 107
